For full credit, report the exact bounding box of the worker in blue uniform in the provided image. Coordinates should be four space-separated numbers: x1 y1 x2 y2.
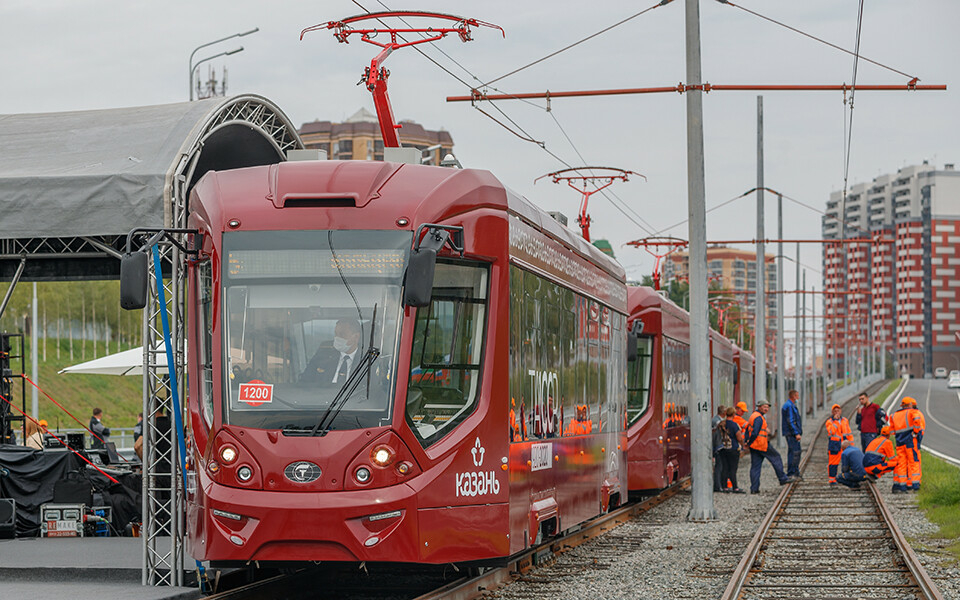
781 389 803 479
835 440 866 489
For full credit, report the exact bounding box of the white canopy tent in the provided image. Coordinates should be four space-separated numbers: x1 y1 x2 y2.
58 346 168 376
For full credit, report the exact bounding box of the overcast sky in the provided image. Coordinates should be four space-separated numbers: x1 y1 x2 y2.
3 0 958 358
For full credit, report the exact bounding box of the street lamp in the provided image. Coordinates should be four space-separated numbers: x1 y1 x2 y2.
191 47 244 100
189 28 259 100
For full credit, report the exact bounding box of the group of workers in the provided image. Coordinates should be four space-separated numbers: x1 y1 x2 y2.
832 392 926 492
714 389 927 495
712 397 798 494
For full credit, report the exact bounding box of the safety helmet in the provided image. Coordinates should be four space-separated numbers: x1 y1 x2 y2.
880 425 891 436
736 401 748 412
901 396 917 407
831 403 841 412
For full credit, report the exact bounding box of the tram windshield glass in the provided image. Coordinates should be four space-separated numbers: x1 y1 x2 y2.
222 230 410 432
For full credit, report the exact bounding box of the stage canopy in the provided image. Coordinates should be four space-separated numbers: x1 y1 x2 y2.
0 95 303 280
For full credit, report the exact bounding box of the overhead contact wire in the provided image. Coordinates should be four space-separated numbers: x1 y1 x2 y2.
716 0 916 81
480 0 674 88
351 1 660 236
843 0 866 199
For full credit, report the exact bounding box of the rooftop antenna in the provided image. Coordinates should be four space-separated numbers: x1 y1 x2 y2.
302 11 503 148
534 167 643 242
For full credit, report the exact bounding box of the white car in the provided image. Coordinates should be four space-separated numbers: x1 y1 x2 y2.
934 367 947 379
949 373 960 389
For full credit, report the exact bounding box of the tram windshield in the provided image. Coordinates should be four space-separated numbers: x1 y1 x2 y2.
222 230 410 432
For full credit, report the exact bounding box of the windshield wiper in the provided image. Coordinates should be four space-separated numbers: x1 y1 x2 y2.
310 346 380 437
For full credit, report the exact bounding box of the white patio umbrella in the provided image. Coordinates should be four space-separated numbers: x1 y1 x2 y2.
58 346 169 376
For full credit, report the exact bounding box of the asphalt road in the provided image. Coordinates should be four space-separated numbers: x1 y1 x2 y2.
891 377 960 466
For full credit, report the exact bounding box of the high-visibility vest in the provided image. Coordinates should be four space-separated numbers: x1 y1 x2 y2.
825 417 853 444
747 411 768 452
907 408 925 436
891 409 915 446
864 436 895 463
732 414 748 429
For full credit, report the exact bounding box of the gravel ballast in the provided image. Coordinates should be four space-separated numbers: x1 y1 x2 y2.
491 442 958 599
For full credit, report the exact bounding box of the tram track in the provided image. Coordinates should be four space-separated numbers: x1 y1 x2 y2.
721 381 945 600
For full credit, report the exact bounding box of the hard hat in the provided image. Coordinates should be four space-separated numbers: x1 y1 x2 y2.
902 396 917 407
757 399 770 407
736 401 748 411
831 403 841 412
880 425 891 436
38 419 48 427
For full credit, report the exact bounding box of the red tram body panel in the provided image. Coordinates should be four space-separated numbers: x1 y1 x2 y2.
624 287 758 494
181 159 628 566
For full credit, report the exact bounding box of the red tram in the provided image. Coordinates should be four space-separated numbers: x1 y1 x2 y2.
176 159 629 566
624 286 760 494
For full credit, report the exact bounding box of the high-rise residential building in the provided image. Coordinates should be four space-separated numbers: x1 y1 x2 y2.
822 161 960 378
298 108 454 164
663 246 778 329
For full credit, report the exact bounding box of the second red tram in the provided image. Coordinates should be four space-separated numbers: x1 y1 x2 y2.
170 158 628 566
624 286 761 494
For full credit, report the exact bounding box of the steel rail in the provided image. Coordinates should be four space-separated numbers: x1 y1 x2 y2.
868 478 945 600
413 477 692 600
720 379 890 600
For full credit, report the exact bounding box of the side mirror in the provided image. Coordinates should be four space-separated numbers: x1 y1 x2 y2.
626 319 643 362
120 252 148 310
403 247 437 307
627 332 638 363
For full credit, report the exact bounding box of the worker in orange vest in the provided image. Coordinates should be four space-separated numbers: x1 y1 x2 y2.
733 401 749 430
824 403 854 486
862 425 896 480
744 400 793 493
904 397 925 490
891 397 925 492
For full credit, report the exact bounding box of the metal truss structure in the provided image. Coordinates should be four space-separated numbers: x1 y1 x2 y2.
139 96 302 586
0 95 302 587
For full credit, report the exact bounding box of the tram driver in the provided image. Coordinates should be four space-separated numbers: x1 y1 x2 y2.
301 318 362 385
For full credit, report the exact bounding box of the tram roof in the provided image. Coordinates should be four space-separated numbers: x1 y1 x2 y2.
0 95 301 239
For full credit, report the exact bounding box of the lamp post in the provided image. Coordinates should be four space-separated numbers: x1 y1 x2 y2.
189 28 259 100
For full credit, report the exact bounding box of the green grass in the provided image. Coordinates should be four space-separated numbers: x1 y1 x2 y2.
7 338 144 433
872 379 901 408
917 451 960 563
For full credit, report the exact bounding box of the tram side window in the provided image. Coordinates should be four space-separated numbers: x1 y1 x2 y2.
406 261 488 447
741 367 754 407
197 260 214 426
627 336 653 425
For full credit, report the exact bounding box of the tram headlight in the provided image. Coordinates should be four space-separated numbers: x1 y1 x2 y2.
237 465 253 482
219 445 238 464
355 467 371 483
371 444 396 467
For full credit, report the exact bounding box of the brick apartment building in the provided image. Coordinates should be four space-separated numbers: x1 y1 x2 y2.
298 108 454 165
823 162 960 378
663 246 778 331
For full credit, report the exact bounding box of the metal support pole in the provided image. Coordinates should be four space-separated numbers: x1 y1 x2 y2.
755 96 768 419
776 194 786 427
801 271 807 423
795 243 800 394
812 290 819 418
31 282 38 418
684 0 714 521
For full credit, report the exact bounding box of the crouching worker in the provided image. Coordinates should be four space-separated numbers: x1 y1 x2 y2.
862 425 896 480
836 440 866 489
